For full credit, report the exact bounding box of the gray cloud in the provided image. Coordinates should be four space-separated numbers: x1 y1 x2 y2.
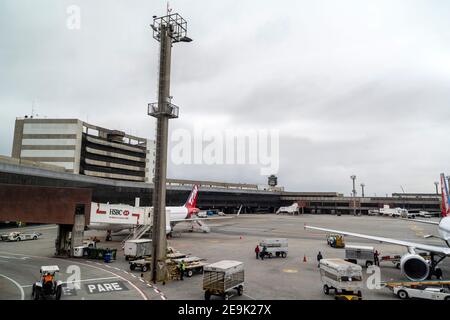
1 0 449 194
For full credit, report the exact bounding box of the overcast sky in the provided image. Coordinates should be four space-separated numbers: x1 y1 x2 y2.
0 0 449 195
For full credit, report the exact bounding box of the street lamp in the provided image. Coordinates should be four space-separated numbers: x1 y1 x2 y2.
360 183 365 198
350 175 357 197
148 12 192 283
350 175 357 215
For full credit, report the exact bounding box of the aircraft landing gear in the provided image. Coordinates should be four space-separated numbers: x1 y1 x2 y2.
428 253 446 280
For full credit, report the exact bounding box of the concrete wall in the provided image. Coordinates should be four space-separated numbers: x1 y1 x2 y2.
0 184 92 225
145 139 156 183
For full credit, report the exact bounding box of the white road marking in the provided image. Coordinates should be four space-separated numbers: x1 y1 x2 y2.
0 274 25 300
131 274 137 278
71 261 149 301
61 276 119 285
139 278 145 283
0 255 30 260
0 251 151 300
243 293 256 300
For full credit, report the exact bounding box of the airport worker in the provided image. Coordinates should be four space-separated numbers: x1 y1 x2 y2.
317 251 323 267
261 245 267 260
255 245 260 259
179 260 186 281
43 272 53 284
374 250 380 266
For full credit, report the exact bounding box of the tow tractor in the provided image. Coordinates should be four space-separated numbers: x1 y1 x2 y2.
32 266 63 300
1 231 42 241
326 234 345 248
382 280 450 300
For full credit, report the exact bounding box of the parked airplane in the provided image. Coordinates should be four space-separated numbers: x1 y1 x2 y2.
305 174 450 282
88 185 236 237
276 202 300 215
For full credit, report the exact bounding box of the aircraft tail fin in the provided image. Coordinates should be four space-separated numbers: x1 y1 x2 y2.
184 185 199 211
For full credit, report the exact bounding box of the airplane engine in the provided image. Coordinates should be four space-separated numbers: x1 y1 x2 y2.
400 254 430 281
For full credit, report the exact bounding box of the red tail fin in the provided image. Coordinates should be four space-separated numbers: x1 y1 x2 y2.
184 185 199 210
441 174 449 218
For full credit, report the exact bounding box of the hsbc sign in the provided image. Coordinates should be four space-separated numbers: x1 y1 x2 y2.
90 202 146 225
110 209 130 216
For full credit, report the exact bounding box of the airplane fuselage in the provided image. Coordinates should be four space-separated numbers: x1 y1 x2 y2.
438 217 450 244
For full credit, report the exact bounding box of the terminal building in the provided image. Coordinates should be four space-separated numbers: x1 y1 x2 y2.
11 118 156 182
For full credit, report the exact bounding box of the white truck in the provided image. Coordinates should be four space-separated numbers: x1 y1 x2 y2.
394 285 450 300
320 258 363 300
345 245 376 268
203 260 244 300
258 238 288 259
1 231 41 242
124 239 152 261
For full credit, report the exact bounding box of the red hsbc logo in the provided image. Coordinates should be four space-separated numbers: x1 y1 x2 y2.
96 203 106 215
123 210 130 216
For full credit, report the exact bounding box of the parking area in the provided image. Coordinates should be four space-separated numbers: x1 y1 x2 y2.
1 214 448 300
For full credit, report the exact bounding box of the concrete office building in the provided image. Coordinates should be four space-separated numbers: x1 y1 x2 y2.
12 118 156 182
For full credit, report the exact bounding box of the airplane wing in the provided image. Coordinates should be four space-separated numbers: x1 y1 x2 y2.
400 218 440 226
171 216 234 223
305 225 450 256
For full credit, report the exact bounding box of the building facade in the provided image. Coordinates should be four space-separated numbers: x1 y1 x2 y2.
12 118 155 182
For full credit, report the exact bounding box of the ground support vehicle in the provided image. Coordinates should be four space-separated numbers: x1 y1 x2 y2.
32 266 63 300
320 258 363 300
203 260 244 300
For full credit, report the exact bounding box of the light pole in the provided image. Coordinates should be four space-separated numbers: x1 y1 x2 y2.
350 175 357 215
434 182 439 195
148 12 192 283
360 183 365 198
350 175 357 197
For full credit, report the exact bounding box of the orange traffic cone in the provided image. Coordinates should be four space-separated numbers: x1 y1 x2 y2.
303 255 307 262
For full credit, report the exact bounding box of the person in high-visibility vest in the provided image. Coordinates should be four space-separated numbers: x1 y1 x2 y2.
178 260 186 281
43 273 53 284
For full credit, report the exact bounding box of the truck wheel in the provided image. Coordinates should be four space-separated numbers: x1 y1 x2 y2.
276 252 280 257
281 252 287 258
142 265 149 272
357 291 362 298
397 290 408 300
55 286 62 300
187 270 193 277
323 285 330 295
204 291 211 301
395 263 400 269
237 285 243 296
365 261 373 268
224 293 230 300
268 253 273 259
33 236 37 240
445 296 450 301
130 264 136 271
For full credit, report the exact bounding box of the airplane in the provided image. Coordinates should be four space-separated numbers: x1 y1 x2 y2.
276 202 300 215
305 173 450 282
88 185 237 238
